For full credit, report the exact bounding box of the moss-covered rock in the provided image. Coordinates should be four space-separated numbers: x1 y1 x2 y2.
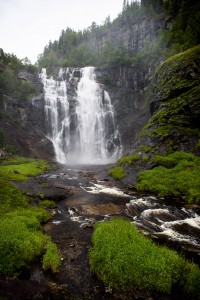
136 45 200 156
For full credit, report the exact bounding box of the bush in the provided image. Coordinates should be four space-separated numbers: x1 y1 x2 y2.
107 166 126 179
89 218 200 297
137 151 200 204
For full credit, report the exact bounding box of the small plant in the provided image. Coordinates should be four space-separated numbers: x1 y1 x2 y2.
107 166 126 179
39 200 57 209
37 192 45 199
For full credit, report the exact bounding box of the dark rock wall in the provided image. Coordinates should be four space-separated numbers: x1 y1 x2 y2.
96 65 152 153
0 75 54 160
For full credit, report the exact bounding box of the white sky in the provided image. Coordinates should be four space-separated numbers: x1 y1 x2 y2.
0 0 123 64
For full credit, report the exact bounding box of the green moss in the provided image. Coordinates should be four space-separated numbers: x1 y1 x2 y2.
0 166 61 277
137 151 200 204
39 200 57 209
137 46 200 157
0 178 28 215
117 153 141 165
151 45 200 103
137 145 153 153
107 166 127 180
0 156 50 181
43 241 61 273
89 218 200 297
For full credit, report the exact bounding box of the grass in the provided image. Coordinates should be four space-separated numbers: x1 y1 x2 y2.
39 199 57 209
0 156 61 277
89 218 200 298
43 241 61 273
107 166 127 179
0 156 50 181
136 151 200 204
117 153 141 165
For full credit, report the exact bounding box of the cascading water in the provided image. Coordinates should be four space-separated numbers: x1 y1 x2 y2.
39 68 70 163
40 67 122 164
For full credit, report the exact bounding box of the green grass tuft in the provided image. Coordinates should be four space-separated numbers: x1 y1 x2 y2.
89 218 200 297
43 241 61 273
39 199 57 209
107 166 127 179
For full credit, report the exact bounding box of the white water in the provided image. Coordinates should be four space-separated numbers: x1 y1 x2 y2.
39 68 70 163
127 196 200 247
40 67 122 164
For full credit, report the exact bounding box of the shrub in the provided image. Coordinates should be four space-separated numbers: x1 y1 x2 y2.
89 218 200 297
107 166 126 179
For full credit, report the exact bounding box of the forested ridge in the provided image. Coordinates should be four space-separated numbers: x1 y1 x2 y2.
38 0 200 70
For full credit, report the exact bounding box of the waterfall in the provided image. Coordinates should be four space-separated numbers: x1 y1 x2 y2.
40 67 122 164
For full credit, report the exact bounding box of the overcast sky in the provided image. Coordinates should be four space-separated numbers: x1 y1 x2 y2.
0 0 123 64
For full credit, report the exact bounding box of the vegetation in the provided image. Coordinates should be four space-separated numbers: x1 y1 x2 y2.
134 46 200 186
137 151 200 204
107 166 126 180
117 153 141 166
0 156 60 277
0 178 61 276
37 0 200 72
0 156 50 181
90 218 200 298
39 199 57 209
0 49 38 100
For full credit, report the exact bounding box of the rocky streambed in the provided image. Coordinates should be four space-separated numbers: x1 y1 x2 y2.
1 164 199 299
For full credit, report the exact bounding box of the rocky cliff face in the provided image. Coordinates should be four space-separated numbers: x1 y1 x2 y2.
0 72 54 159
87 16 163 55
95 65 152 153
133 45 200 157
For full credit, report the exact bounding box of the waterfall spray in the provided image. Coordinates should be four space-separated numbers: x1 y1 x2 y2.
40 67 122 164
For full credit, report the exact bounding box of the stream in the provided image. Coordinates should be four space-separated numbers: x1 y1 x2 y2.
2 164 199 299
41 165 200 263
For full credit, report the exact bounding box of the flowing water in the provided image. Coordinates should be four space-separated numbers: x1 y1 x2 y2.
40 67 122 164
39 68 199 262
39 166 200 263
